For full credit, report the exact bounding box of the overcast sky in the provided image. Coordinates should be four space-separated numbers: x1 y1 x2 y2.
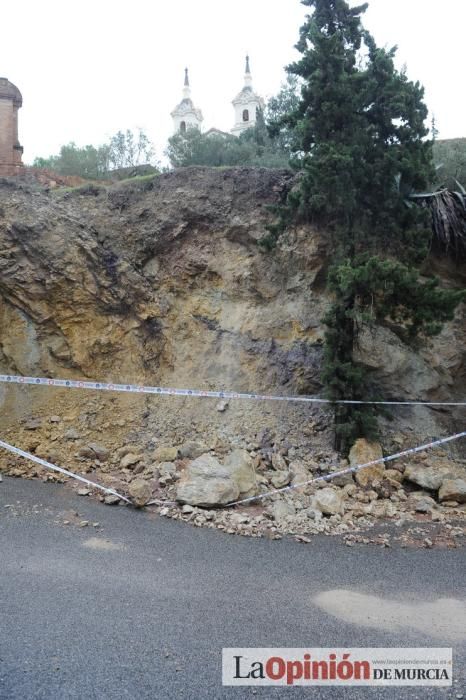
1 0 465 164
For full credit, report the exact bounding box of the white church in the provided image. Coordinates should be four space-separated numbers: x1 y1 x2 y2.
170 56 265 136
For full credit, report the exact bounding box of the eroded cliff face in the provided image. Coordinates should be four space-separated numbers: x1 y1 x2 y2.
0 167 464 477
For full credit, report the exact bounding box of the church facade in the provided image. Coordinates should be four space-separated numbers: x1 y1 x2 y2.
171 57 264 137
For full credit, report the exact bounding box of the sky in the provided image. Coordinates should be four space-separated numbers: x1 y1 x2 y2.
1 0 465 164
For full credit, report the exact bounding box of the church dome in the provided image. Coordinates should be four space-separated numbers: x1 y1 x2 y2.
0 78 22 107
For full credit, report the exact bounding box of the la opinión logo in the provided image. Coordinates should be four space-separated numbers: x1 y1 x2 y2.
222 648 453 686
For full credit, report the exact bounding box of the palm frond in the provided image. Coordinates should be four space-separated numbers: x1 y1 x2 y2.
410 187 466 261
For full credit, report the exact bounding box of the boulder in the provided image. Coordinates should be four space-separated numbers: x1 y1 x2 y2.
313 487 344 515
438 479 466 503
128 479 152 507
223 449 257 496
385 469 403 483
404 464 457 491
24 418 42 430
329 469 355 487
178 441 208 460
176 454 240 507
79 442 109 461
289 460 311 491
349 439 384 488
120 452 142 469
176 450 257 507
104 494 121 505
271 470 291 488
370 500 398 518
158 461 178 485
268 500 296 522
271 453 288 471
153 446 179 462
407 492 437 513
116 445 137 459
302 506 323 521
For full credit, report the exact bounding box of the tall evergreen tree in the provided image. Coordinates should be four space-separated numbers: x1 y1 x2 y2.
267 0 464 453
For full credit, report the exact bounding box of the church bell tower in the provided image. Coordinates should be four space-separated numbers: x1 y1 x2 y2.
231 56 264 137
171 68 203 134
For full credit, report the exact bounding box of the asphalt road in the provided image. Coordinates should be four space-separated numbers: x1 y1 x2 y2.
1 476 465 700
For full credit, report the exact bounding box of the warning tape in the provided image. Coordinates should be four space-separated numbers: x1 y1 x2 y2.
226 430 466 507
0 374 465 407
0 439 131 504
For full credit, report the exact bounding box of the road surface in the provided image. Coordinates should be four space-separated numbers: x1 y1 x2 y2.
1 476 465 699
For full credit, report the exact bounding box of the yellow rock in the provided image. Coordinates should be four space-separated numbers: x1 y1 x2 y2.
349 439 384 488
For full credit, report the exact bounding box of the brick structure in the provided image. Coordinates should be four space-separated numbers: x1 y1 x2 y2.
0 78 24 176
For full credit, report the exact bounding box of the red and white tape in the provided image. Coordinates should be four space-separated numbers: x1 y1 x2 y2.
0 373 465 407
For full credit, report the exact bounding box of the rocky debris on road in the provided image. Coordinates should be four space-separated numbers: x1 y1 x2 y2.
1 420 465 544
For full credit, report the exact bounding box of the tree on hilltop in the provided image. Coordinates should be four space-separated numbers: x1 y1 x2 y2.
33 129 158 180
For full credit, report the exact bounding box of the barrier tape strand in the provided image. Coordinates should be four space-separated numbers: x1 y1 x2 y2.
0 374 464 407
0 439 131 504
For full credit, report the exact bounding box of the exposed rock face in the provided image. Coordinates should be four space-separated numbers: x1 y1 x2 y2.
0 167 464 492
0 168 332 458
